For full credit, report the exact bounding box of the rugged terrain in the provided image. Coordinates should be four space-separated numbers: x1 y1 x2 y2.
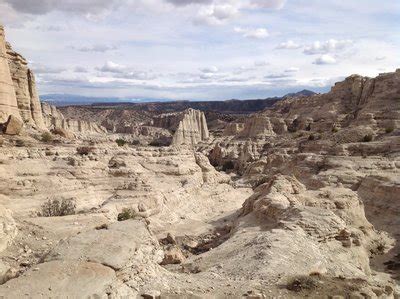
0 25 399 298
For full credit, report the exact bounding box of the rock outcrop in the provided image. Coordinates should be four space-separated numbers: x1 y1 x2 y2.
6 42 46 129
171 109 209 147
42 102 107 135
0 25 20 124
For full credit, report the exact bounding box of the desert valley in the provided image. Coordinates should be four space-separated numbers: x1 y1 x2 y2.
0 10 399 299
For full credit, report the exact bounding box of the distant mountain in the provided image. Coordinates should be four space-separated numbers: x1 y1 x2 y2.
42 90 317 114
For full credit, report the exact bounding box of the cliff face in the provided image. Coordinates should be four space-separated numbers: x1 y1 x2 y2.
42 102 107 134
0 25 20 123
171 109 209 147
6 42 46 129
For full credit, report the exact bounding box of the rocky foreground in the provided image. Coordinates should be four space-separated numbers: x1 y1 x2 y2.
0 24 399 298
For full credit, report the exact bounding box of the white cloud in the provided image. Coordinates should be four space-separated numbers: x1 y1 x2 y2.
195 3 239 25
97 61 126 73
276 40 301 49
304 39 353 55
234 27 269 39
74 66 88 73
313 54 337 65
72 44 117 52
254 60 269 67
200 66 219 73
249 0 286 9
284 67 299 72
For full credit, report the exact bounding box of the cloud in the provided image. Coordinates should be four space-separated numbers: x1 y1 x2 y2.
97 61 126 73
265 73 291 79
72 44 118 52
194 3 239 25
3 0 120 15
200 66 219 73
234 27 269 39
74 66 88 73
284 67 299 72
249 0 286 9
276 40 301 49
375 56 386 61
304 39 353 55
32 64 67 74
165 0 212 6
313 54 337 65
254 60 269 67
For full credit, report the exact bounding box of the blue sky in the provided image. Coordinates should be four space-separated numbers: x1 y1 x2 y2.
1 0 399 100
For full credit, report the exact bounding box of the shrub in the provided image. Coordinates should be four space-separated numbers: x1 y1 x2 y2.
38 198 76 217
286 275 319 292
362 134 373 142
117 208 137 221
308 134 315 141
385 127 394 134
76 146 95 155
131 139 140 146
222 161 235 171
332 127 339 133
41 132 53 142
115 138 127 147
15 139 25 147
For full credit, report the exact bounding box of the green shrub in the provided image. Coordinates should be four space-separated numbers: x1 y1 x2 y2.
41 132 53 142
116 138 127 147
286 275 319 292
222 161 235 171
362 134 373 142
385 127 394 134
38 198 76 217
76 146 95 155
117 208 137 221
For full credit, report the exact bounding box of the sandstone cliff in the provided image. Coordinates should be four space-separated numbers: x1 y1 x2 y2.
42 102 107 135
0 25 20 124
171 109 209 147
6 42 46 129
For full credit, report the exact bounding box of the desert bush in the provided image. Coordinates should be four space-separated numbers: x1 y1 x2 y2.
38 198 76 217
15 139 25 147
308 134 315 141
117 208 137 221
286 275 319 292
332 127 339 133
131 139 140 146
41 132 53 142
385 127 394 134
222 160 235 171
362 134 373 142
76 146 95 155
115 138 127 147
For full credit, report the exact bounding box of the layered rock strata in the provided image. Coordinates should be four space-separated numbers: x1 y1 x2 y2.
0 25 20 123
171 109 209 146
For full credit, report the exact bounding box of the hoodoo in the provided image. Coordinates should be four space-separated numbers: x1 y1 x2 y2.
0 25 20 123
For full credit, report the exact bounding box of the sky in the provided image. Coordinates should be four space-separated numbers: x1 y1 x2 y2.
1 0 399 101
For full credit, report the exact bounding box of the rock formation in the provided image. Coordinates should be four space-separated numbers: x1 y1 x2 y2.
171 109 209 146
42 102 107 135
6 42 46 129
0 25 20 124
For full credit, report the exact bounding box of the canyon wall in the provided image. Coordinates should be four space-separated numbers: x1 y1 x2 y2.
0 25 20 123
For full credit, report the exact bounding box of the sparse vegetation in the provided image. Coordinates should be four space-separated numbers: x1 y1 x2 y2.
362 134 373 142
286 275 319 292
308 134 315 141
117 208 137 221
332 127 339 133
385 127 394 134
131 139 140 146
38 198 76 217
222 160 235 171
41 132 53 142
76 146 95 155
115 138 127 147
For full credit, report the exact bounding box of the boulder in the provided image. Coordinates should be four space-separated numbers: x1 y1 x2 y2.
3 114 23 135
